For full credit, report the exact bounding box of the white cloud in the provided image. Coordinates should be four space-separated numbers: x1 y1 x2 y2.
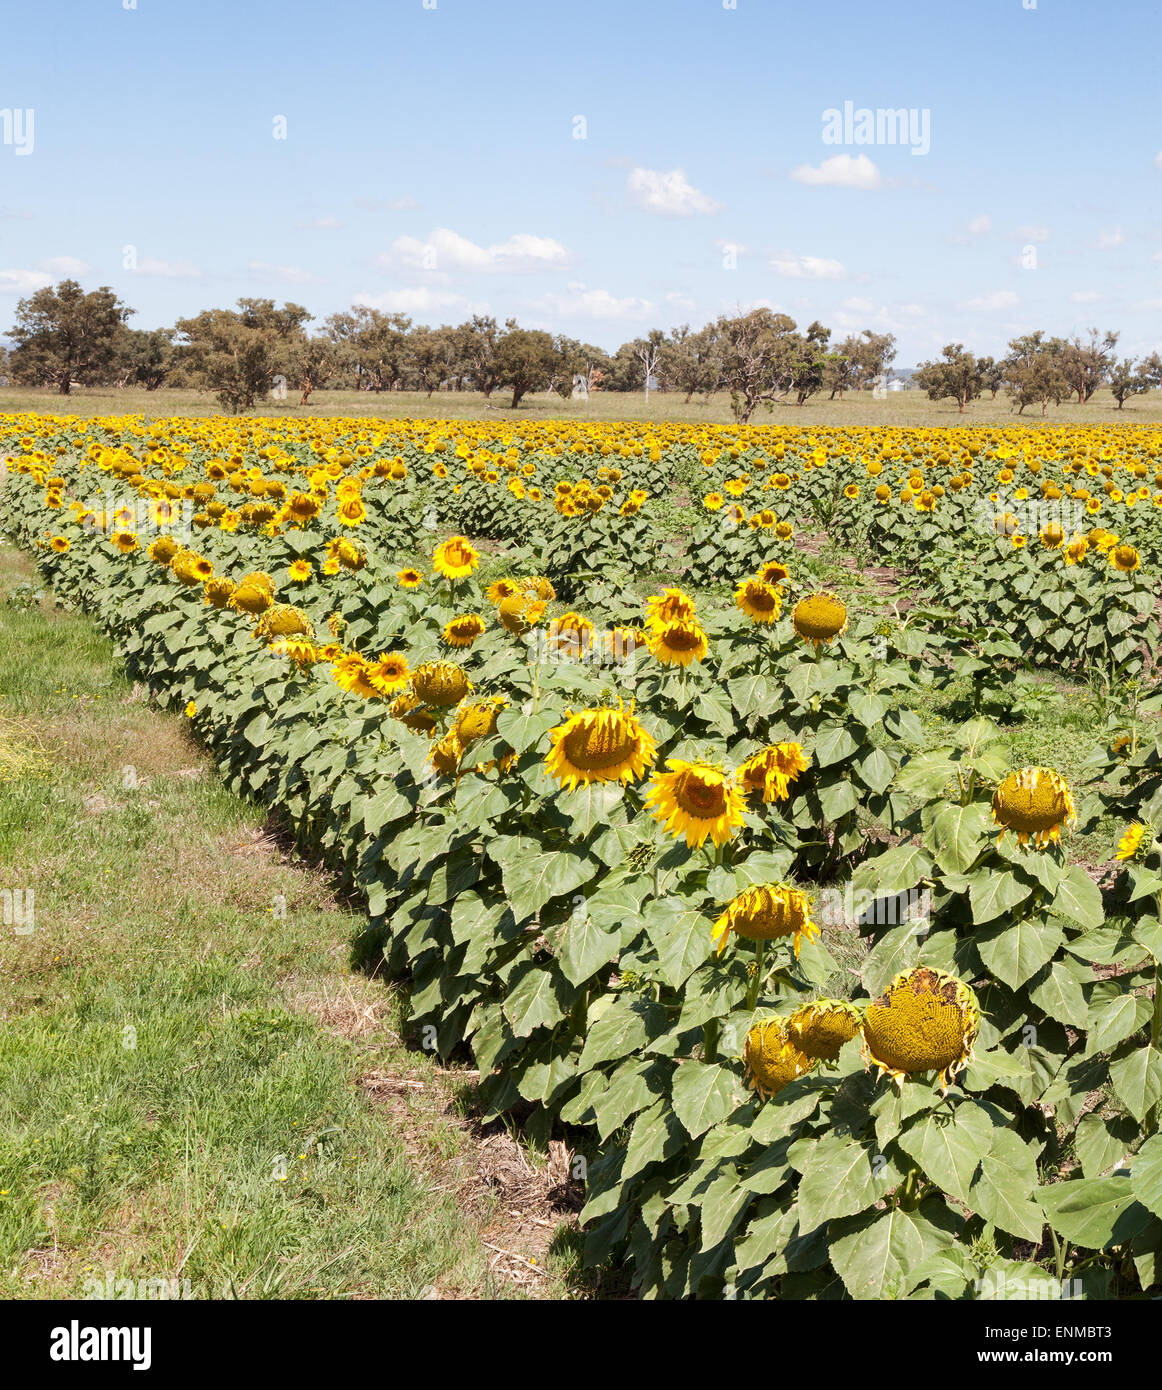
627 167 722 216
770 251 846 280
381 227 570 275
531 281 654 320
789 154 882 190
1095 226 1125 249
132 258 202 279
840 297 875 314
958 290 1020 310
665 290 696 312
0 268 52 293
950 214 991 244
40 256 91 277
1016 224 1051 243
248 261 323 285
354 286 470 314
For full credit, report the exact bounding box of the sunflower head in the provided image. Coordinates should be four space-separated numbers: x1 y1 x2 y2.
390 690 437 733
365 651 411 695
428 732 464 778
256 604 314 640
203 577 237 609
411 661 472 708
453 695 507 746
791 592 848 648
1110 543 1140 573
743 1018 815 1100
862 967 979 1092
1114 821 1152 863
736 742 809 803
442 613 487 648
397 568 424 588
645 587 696 630
711 883 818 959
433 535 480 580
787 998 864 1063
992 766 1077 849
647 618 709 667
544 703 656 791
734 578 784 625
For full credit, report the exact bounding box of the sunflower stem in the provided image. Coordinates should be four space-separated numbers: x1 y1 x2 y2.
746 938 767 1013
703 1018 720 1064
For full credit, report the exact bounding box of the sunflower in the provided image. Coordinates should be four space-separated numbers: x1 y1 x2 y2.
111 530 139 554
486 578 521 604
742 1018 815 1100
1063 535 1089 566
1109 543 1140 573
428 732 464 778
443 613 487 648
268 637 319 671
703 493 724 511
992 766 1077 849
433 535 480 580
843 483 860 500
550 611 596 657
148 536 180 564
774 521 794 541
787 999 864 1063
365 651 411 694
737 742 809 803
287 559 313 583
645 587 696 630
256 604 314 640
396 568 424 588
1039 522 1064 550
453 695 507 746
791 592 847 648
49 536 70 553
333 653 381 700
711 883 818 959
1114 821 1151 863
647 618 709 667
644 759 746 848
544 704 656 792
734 578 783 625
755 560 789 586
861 967 979 1092
411 661 472 707
390 690 437 733
203 577 236 609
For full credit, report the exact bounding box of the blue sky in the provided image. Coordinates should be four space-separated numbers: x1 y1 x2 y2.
1 0 1159 365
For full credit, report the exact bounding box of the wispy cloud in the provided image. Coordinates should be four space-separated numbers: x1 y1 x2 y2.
627 167 722 216
790 154 883 190
379 227 571 275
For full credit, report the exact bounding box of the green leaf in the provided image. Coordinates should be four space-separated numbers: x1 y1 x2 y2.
1037 1176 1153 1250
1052 866 1105 930
669 1061 746 1139
969 869 1032 926
1086 992 1149 1057
814 724 861 768
1075 1112 1138 1180
1132 1134 1162 1222
827 1201 959 1300
896 1102 996 1205
1109 1045 1162 1122
489 833 596 924
976 915 1063 990
930 802 992 873
495 707 557 755
794 1134 903 1233
970 1130 1045 1243
643 897 714 989
1027 960 1089 1031
556 908 622 988
502 963 572 1038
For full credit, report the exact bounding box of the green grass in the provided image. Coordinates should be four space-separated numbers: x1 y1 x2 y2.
0 541 580 1300
3 384 1161 427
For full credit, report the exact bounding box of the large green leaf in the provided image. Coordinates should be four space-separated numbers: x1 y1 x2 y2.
969 869 1032 926
643 897 714 988
827 1201 959 1300
1037 1176 1153 1250
976 915 1064 990
489 833 596 924
1109 1044 1162 1122
896 1102 996 1205
794 1134 903 1233
969 1129 1044 1243
1132 1134 1162 1222
930 802 992 873
1052 865 1105 930
669 1061 746 1139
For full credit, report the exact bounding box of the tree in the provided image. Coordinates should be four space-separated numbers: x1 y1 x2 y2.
790 320 832 405
1061 328 1119 404
175 299 312 414
976 355 1004 399
493 325 561 409
635 330 665 401
9 279 133 395
658 324 720 403
287 334 340 405
459 315 505 397
841 330 897 391
1108 353 1162 410
112 326 174 390
1003 332 1069 416
824 346 856 400
915 343 982 413
324 306 411 392
713 309 802 422
406 327 447 397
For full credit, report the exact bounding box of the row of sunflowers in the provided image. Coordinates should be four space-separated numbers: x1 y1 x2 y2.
4 411 1162 1300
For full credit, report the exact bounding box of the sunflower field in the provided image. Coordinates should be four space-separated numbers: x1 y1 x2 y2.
6 409 1162 1301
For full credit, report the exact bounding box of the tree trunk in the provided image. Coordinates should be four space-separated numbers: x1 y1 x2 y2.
58 374 71 396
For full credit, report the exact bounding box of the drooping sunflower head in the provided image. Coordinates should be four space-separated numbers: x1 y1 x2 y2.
755 560 789 586
1039 521 1064 550
256 604 315 640
148 535 180 565
786 998 864 1063
544 703 657 792
427 731 464 779
861 967 980 1092
991 766 1077 849
486 578 521 605
433 535 480 580
734 578 784 626
203 577 237 609
737 741 809 803
711 883 819 959
390 690 437 733
1109 543 1140 573
442 613 487 649
453 695 508 747
268 637 319 671
332 652 381 699
550 611 596 657
411 661 472 708
742 1017 816 1100
1063 535 1089 566
647 618 709 667
791 592 848 648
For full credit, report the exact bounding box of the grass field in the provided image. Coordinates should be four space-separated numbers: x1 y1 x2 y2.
2 384 1161 427
0 541 587 1300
